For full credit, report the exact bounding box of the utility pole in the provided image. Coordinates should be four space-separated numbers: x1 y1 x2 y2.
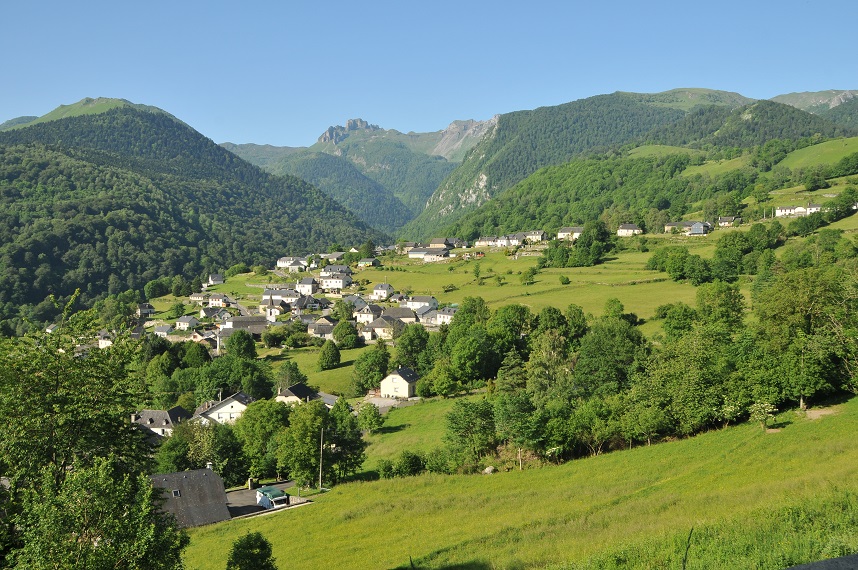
318 427 324 490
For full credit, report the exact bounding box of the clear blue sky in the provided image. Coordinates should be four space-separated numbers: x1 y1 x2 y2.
2 0 856 147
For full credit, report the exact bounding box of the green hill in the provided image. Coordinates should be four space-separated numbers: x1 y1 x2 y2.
4 97 173 130
219 142 303 168
819 97 858 130
779 136 858 169
401 90 750 240
183 397 858 569
268 150 415 232
0 116 38 131
0 106 385 332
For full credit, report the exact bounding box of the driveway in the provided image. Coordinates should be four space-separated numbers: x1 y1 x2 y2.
226 480 294 517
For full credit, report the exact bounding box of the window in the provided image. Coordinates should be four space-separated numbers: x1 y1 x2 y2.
172 489 181 498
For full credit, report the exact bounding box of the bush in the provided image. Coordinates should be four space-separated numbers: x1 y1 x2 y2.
559 275 570 285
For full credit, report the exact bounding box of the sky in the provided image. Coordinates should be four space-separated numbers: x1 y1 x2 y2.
2 0 856 147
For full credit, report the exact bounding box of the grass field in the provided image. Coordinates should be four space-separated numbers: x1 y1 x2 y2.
682 155 751 177
183 396 858 569
779 136 858 169
627 145 704 158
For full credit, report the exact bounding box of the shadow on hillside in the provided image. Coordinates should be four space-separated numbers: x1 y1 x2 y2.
394 560 493 570
375 424 407 435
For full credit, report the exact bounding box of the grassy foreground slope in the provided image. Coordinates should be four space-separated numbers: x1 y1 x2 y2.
184 397 858 569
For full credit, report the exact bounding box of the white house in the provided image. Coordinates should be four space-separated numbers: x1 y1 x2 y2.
404 296 438 311
617 224 643 237
296 277 319 296
435 306 458 325
475 236 496 247
154 325 172 338
193 392 254 424
557 227 583 241
380 367 420 399
207 294 231 308
371 283 395 301
355 304 383 325
321 273 353 292
320 265 352 278
175 315 200 331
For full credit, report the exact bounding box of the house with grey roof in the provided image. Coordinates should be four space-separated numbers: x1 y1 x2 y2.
383 307 417 324
371 283 395 301
175 315 200 331
150 468 230 528
133 406 191 438
194 392 254 424
380 367 420 399
296 277 319 296
617 223 643 237
360 315 405 341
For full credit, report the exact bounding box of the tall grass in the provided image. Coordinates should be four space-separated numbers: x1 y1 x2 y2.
184 399 858 569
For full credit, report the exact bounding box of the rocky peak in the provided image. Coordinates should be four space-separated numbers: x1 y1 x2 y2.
318 118 382 144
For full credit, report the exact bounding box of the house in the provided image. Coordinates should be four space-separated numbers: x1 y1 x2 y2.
150 468 230 528
717 216 741 227
361 315 404 341
189 292 209 305
383 307 417 324
407 248 433 260
200 307 229 321
664 221 695 234
428 237 454 249
371 283 395 301
194 392 254 424
380 367 420 399
207 293 231 308
295 277 319 296
423 250 451 262
96 329 113 349
435 306 458 325
175 315 200 331
403 296 438 311
342 294 368 312
308 316 338 340
321 252 345 261
475 236 496 247
557 227 583 241
132 406 191 438
355 304 383 325
525 230 547 243
207 274 225 287
617 224 643 237
276 256 307 269
275 382 320 405
775 206 797 217
261 288 301 304
45 323 59 334
357 258 380 268
221 315 269 336
689 222 709 236
137 303 156 319
292 295 329 313
154 325 173 338
321 274 352 292
509 234 525 247
807 204 823 215
320 264 352 278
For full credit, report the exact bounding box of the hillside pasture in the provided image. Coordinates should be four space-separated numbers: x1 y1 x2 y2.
183 397 858 570
779 136 858 169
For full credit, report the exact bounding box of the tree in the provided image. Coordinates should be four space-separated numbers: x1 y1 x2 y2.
392 324 429 369
226 532 278 570
493 391 537 469
696 280 745 329
349 341 389 396
444 399 496 465
331 300 356 322
14 456 189 570
327 398 366 482
275 361 308 391
317 340 340 371
234 400 291 478
332 320 359 349
357 402 384 434
274 400 330 488
574 317 648 398
169 302 186 319
225 329 257 360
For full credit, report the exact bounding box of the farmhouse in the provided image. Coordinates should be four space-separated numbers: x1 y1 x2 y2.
371 283 395 301
617 223 643 237
557 227 583 241
380 367 420 399
296 277 319 296
132 406 191 438
194 391 254 424
175 315 200 331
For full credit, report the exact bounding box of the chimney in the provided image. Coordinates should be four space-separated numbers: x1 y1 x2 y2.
206 461 213 470
131 413 139 422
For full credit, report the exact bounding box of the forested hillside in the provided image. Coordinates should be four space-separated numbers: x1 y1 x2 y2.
268 151 414 232
820 97 858 130
0 108 385 334
402 92 704 239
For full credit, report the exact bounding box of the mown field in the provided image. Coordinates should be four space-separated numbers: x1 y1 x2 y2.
779 136 858 169
184 396 858 569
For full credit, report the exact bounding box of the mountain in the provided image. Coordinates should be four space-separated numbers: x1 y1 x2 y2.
1 97 172 131
226 118 492 226
0 104 385 332
647 100 854 148
771 90 857 114
267 151 414 232
819 98 858 130
401 90 750 239
0 116 38 131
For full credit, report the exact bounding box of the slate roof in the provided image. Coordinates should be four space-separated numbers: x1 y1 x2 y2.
133 406 191 435
150 469 230 528
383 307 416 320
388 367 419 384
278 382 318 401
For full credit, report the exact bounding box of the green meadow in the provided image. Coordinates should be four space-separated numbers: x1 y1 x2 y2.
184 397 858 569
779 136 858 169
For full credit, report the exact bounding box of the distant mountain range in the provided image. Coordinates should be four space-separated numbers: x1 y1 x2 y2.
2 86 857 331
